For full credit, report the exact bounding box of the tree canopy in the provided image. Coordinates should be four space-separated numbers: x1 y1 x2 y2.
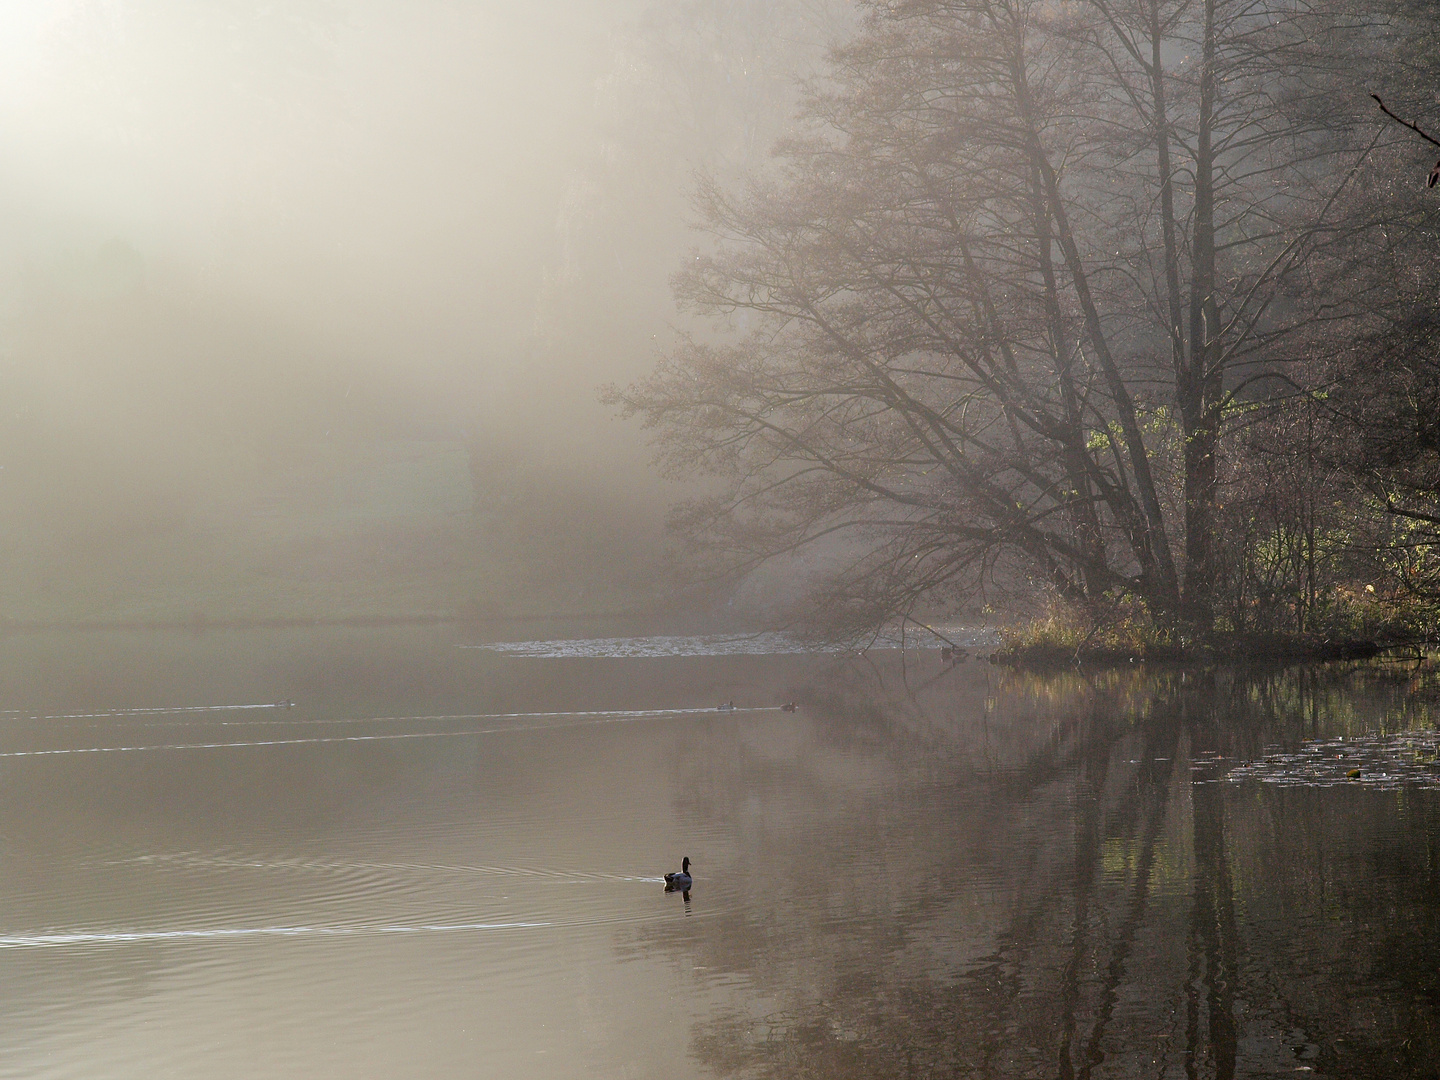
612 0 1440 636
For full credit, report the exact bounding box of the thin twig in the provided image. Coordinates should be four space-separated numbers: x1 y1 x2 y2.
1372 94 1440 149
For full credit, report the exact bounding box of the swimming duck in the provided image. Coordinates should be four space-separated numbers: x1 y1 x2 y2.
664 857 692 891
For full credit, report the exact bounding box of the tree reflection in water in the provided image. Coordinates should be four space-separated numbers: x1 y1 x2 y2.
672 659 1440 1078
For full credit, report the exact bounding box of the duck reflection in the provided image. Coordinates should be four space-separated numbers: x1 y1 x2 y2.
663 884 692 912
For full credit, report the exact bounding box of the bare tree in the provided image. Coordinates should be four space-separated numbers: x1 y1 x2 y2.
612 0 1390 633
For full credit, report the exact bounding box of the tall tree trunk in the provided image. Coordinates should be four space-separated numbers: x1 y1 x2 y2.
1010 38 1181 612
1181 0 1223 628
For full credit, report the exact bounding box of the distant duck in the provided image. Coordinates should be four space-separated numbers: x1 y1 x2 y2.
717 701 736 711
781 702 798 712
664 856 693 891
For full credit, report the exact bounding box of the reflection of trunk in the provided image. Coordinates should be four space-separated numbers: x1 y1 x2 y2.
967 705 1127 1077
1055 701 1185 1078
954 688 1190 1078
1056 739 1106 1080
1077 710 1182 1078
1189 777 1239 1079
1057 696 1188 1078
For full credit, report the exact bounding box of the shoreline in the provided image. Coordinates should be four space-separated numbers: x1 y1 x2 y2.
988 631 1412 669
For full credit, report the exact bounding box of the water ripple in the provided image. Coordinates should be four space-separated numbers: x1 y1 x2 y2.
0 922 552 950
17 702 295 721
101 852 663 884
0 706 778 758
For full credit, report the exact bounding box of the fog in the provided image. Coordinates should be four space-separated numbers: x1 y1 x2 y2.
0 1 849 625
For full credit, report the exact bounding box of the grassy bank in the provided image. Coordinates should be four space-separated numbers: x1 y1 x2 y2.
990 603 1430 668
991 631 1386 668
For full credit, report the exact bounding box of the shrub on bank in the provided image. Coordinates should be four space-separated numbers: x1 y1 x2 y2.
993 589 1434 667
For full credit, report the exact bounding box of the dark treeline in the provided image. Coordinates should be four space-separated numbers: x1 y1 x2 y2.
612 0 1440 643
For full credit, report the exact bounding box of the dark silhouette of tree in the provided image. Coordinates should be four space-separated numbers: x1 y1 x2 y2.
611 0 1394 634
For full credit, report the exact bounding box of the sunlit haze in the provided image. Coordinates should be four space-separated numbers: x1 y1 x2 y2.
0 1 843 624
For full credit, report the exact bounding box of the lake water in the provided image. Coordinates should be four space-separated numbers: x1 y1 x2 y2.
0 626 1437 1078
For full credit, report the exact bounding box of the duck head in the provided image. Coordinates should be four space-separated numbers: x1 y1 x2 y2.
682 857 690 873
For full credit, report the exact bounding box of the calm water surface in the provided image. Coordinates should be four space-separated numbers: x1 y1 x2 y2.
0 627 1437 1078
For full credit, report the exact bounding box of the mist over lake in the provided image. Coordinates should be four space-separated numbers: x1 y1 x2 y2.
0 628 1435 1077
